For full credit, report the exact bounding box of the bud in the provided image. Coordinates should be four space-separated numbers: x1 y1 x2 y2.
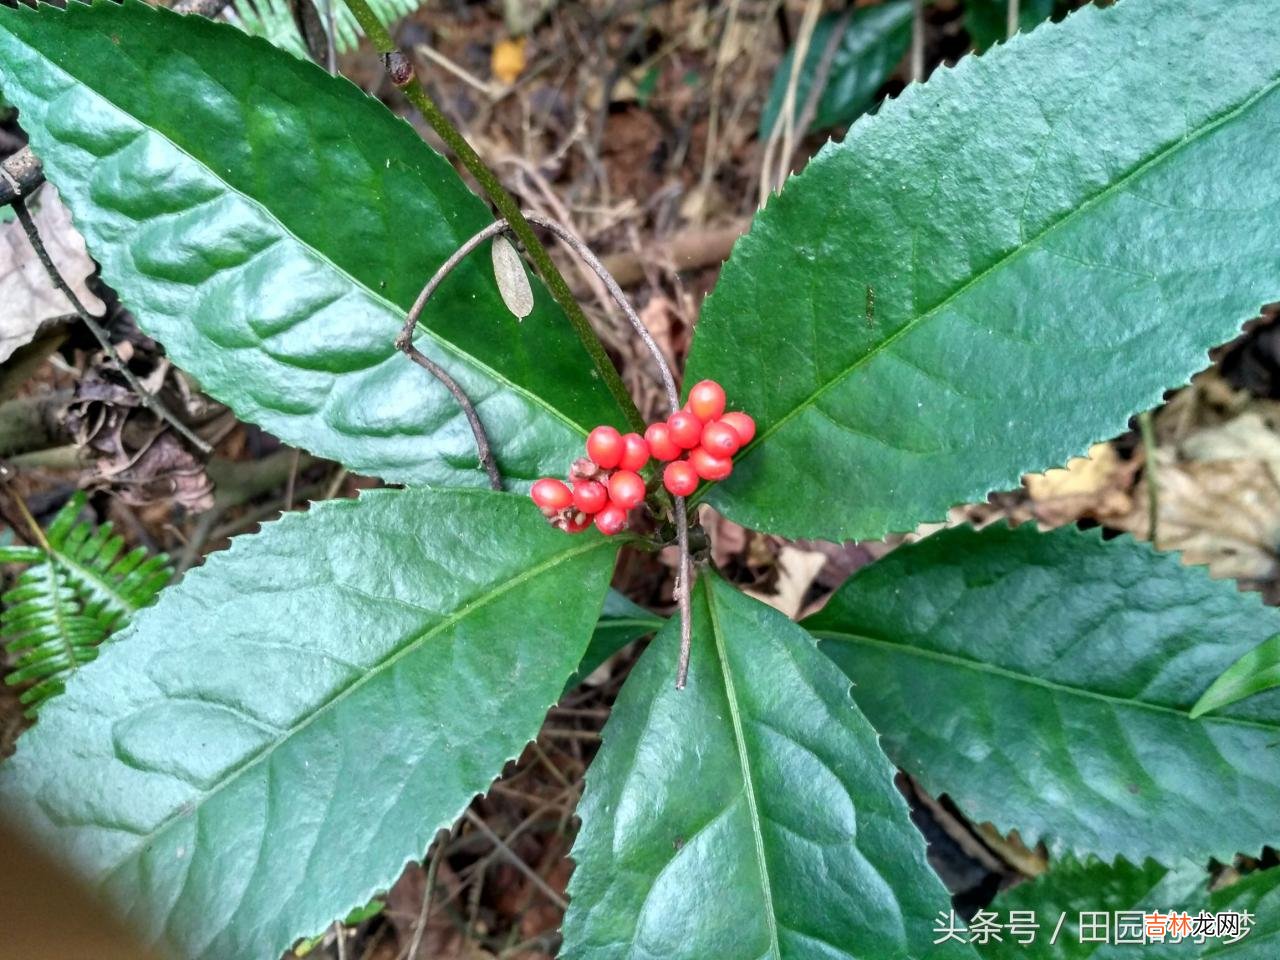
384 51 414 87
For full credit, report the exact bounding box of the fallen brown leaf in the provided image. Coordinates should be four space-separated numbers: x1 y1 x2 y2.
0 185 105 363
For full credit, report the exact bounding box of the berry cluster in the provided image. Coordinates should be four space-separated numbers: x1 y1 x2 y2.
648 380 754 498
530 379 754 536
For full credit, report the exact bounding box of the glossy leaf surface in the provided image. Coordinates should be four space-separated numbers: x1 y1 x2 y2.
982 859 1280 959
563 589 662 691
1167 866 1280 960
0 489 617 960
1191 631 1280 719
0 0 622 488
687 0 1280 539
978 858 1202 960
563 572 971 960
759 2 912 137
806 524 1280 862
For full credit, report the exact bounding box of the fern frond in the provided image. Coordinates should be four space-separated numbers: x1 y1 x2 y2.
1 493 172 718
45 495 172 617
227 0 427 58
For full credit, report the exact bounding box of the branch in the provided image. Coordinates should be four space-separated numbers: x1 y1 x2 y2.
400 214 695 688
395 220 505 491
0 146 44 206
10 198 213 456
911 0 925 84
1007 0 1020 40
338 0 644 434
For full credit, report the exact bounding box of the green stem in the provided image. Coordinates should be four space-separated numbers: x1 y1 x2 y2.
341 0 644 432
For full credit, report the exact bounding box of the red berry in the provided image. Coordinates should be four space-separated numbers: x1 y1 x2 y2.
531 477 573 511
720 411 756 445
618 432 651 472
644 422 682 461
565 512 593 533
586 425 623 469
701 420 741 458
663 460 699 497
687 380 726 422
689 446 733 481
572 479 608 514
667 411 703 449
594 504 628 536
608 470 647 510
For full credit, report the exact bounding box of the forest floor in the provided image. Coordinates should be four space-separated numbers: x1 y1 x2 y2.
2 1 1277 957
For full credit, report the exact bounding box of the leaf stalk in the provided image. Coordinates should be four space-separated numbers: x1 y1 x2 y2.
400 213 694 688
339 0 644 434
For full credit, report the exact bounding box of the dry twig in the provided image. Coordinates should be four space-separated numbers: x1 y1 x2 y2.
8 197 212 456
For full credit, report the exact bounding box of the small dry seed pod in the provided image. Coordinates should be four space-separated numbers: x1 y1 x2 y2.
492 235 534 320
570 457 603 481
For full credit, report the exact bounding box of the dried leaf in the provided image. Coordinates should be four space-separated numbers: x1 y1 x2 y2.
0 185 105 363
1123 453 1280 581
491 37 526 85
66 365 214 512
1111 410 1280 581
1023 442 1137 527
743 544 827 618
288 0 331 67
491 235 533 320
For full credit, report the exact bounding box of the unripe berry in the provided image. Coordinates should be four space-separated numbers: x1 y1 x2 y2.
618 432 651 472
644 422 682 461
608 470 647 510
701 420 742 458
663 460 699 497
719 411 756 445
586 425 624 469
667 411 703 449
594 504 628 536
689 446 733 481
531 477 573 511
687 380 726 422
572 479 608 514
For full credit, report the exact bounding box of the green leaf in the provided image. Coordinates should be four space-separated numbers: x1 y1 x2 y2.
978 858 1204 960
563 572 972 960
965 0 1056 52
758 2 912 138
685 0 1280 540
805 524 1280 863
3 492 171 717
1191 632 1280 719
980 860 1280 959
563 588 663 691
0 1 622 488
1185 866 1280 959
0 488 617 960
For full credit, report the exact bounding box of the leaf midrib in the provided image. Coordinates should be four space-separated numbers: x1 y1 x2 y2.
1 23 591 439
103 535 614 874
705 582 782 960
43 560 80 682
724 68 1280 473
813 628 1280 734
56 549 137 616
